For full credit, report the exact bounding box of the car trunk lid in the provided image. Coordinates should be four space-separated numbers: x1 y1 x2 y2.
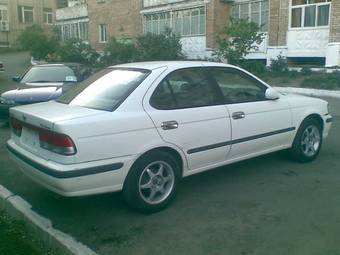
9 101 104 158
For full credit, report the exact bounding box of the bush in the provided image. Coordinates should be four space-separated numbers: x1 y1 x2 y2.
18 24 58 60
301 72 340 90
101 38 138 66
239 60 267 78
289 69 299 79
270 55 288 74
136 30 184 61
301 66 312 76
214 18 264 65
56 39 100 66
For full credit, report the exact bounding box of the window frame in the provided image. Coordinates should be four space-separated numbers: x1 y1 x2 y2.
149 67 225 110
59 21 89 41
0 5 9 23
43 8 53 25
143 6 206 37
208 67 270 105
99 24 107 43
289 0 332 29
18 6 34 24
231 0 270 32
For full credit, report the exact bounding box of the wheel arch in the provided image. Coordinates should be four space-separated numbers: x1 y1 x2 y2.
300 113 324 131
292 112 324 146
127 145 186 180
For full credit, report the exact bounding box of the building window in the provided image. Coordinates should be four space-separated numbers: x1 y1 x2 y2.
60 22 89 41
43 8 53 25
0 6 8 22
18 6 33 24
232 0 269 32
99 24 107 43
79 22 89 41
144 7 206 36
290 0 331 28
0 5 9 31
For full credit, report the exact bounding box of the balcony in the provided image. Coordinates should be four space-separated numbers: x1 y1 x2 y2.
143 0 196 8
56 4 88 21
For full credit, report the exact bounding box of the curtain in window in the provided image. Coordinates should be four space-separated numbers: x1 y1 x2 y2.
291 8 302 27
317 4 330 26
304 5 316 27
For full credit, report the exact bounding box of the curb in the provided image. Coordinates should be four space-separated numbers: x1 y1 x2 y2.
274 86 340 99
0 185 98 255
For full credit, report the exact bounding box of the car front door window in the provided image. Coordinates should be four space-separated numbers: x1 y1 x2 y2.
210 68 267 104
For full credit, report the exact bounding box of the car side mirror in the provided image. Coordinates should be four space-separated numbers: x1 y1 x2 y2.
12 76 21 82
265 88 280 100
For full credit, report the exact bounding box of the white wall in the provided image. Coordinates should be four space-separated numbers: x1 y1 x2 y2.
286 28 329 57
180 36 212 59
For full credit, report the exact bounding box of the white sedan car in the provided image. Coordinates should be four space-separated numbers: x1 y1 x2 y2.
7 61 332 212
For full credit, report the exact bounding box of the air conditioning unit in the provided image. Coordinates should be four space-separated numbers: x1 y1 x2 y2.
0 21 9 32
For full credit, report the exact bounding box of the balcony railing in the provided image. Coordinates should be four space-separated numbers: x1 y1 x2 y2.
143 0 187 8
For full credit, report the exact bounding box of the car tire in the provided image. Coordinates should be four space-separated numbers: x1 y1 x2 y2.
123 151 180 213
289 118 323 163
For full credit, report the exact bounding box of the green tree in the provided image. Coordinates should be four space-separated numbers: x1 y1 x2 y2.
101 37 138 66
136 29 184 61
57 38 100 66
214 19 264 65
18 24 58 60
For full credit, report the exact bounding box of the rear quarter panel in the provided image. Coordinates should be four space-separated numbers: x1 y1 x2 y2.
54 109 167 163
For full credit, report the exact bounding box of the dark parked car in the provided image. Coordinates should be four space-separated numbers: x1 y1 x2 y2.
0 63 91 118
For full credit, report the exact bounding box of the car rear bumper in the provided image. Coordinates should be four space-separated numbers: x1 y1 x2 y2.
6 140 135 197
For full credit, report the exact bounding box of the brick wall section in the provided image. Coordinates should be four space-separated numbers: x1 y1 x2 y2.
206 0 230 49
87 0 143 51
0 0 56 47
268 0 289 47
329 1 340 43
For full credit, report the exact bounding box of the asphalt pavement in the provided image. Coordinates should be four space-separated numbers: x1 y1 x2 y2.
0 51 31 92
1 52 340 255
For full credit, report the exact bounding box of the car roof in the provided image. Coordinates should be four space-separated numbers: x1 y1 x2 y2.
113 61 234 70
35 63 83 68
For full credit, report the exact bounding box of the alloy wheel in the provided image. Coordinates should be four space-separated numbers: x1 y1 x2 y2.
301 125 321 157
138 161 175 205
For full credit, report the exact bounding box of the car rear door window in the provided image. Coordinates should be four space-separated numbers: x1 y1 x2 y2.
210 68 267 104
150 68 223 110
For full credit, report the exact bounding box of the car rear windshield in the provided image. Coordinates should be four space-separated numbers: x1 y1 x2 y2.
21 66 78 84
57 68 151 111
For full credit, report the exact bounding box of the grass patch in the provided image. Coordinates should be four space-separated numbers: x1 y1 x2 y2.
261 70 340 90
301 72 340 90
0 210 55 255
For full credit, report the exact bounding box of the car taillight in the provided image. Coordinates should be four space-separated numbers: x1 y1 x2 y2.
39 130 76 155
10 118 23 137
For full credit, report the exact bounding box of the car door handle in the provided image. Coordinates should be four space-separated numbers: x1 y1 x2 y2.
161 121 178 130
232 111 245 120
